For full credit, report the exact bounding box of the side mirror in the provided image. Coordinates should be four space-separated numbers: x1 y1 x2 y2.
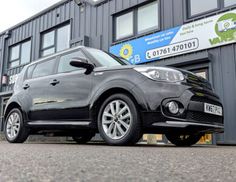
70 58 94 75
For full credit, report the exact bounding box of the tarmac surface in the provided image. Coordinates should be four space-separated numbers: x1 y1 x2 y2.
0 141 235 182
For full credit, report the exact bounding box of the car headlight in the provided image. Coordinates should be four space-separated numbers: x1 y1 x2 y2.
134 67 185 82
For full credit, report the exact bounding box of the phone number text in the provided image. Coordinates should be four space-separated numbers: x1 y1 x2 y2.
146 38 199 60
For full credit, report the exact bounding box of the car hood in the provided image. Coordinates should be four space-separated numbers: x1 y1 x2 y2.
94 65 201 78
94 65 136 72
94 65 212 89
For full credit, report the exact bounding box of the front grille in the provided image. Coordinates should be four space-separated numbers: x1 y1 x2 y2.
186 111 223 124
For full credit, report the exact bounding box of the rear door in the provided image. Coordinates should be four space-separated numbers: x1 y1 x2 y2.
24 57 57 121
45 49 93 121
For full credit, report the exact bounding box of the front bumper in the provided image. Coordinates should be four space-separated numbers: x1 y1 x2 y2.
133 79 224 134
149 121 224 134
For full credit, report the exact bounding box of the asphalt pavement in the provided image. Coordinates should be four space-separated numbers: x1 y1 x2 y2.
0 141 235 182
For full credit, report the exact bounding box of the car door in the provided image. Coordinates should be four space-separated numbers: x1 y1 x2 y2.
25 57 57 121
45 49 93 121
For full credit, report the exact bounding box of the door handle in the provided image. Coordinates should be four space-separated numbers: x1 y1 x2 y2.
50 79 60 86
23 84 30 90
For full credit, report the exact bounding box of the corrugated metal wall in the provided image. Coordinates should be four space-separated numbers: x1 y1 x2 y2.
73 0 149 50
208 45 236 143
0 0 235 143
2 0 74 92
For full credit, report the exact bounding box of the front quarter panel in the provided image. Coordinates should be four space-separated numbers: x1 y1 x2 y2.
89 68 148 110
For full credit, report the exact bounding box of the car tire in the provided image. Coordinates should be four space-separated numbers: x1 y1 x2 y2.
72 132 95 144
166 133 202 147
98 93 142 146
4 108 29 143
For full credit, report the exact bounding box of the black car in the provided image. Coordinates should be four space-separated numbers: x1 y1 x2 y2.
3 46 224 146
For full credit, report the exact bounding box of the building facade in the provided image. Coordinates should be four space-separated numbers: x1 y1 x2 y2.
0 0 236 144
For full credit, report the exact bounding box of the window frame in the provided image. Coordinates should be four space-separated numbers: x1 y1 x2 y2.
41 31 56 56
186 0 236 21
25 64 36 80
8 39 32 69
137 1 159 35
40 23 71 58
114 10 135 41
9 45 20 68
113 0 160 42
187 0 221 19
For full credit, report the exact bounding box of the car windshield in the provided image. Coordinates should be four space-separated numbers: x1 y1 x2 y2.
86 48 130 67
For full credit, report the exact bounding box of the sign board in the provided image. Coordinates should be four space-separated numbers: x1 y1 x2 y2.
110 10 236 64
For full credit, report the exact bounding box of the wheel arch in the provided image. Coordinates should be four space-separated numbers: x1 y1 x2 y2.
89 87 146 128
3 100 30 143
4 102 22 121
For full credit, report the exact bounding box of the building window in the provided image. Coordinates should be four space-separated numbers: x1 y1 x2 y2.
224 0 236 7
41 24 70 57
138 1 159 34
188 0 218 17
9 40 31 68
114 1 159 41
57 25 71 52
116 12 134 40
187 0 236 19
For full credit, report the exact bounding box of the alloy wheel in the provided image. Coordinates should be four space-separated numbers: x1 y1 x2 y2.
6 112 21 140
102 100 132 140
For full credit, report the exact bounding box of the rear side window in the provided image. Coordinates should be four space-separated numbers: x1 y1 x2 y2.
32 59 55 78
26 64 36 79
58 50 87 73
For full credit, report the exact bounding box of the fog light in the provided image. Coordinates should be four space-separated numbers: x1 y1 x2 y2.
168 101 179 114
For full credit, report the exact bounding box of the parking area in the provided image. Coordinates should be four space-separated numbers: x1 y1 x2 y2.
0 141 235 182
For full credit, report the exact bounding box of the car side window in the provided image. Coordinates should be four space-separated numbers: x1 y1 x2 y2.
32 59 55 78
25 64 36 80
58 50 87 73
